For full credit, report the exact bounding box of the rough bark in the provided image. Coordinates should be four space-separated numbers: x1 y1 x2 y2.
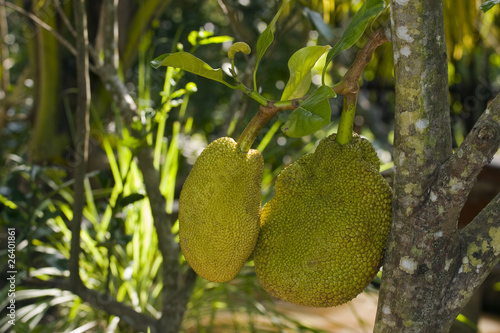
94 2 198 332
69 0 90 292
374 1 500 332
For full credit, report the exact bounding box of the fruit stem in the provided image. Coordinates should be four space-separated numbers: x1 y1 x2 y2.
237 103 296 152
236 105 276 152
336 93 358 145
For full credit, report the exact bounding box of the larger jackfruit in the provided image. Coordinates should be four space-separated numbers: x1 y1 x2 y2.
179 137 263 282
254 133 392 307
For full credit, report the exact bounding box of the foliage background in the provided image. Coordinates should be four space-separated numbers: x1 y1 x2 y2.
0 0 500 331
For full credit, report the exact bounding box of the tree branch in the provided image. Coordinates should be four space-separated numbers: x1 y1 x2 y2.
94 2 195 331
136 149 197 331
429 92 500 233
332 27 390 96
93 0 137 125
448 191 500 312
69 0 90 292
217 0 255 43
0 1 76 56
54 0 76 37
0 0 100 73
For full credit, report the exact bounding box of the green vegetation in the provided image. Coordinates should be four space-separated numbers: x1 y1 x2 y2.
1 0 500 332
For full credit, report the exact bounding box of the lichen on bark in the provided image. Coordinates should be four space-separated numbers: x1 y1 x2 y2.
375 0 500 332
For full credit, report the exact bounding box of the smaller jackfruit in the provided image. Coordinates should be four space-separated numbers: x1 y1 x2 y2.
179 137 263 282
254 133 392 307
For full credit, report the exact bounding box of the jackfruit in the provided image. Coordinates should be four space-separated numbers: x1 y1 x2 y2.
179 137 263 282
254 133 392 307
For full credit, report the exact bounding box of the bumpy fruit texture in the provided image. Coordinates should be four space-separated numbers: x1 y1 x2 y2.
179 137 263 282
254 133 392 307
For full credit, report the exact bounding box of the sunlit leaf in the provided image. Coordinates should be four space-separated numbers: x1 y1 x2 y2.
281 85 336 137
188 30 198 46
151 52 236 88
321 0 386 82
281 45 331 101
456 314 479 331
480 0 500 12
199 36 234 45
0 193 17 209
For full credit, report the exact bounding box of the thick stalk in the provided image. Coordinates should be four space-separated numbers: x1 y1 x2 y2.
236 103 296 152
336 93 358 145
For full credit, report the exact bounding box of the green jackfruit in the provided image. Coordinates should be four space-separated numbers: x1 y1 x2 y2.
254 133 392 307
179 137 263 282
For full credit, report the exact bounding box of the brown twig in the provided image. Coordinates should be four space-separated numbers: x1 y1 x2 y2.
0 1 76 56
0 0 99 73
54 0 76 37
236 28 390 150
332 28 390 96
236 101 297 152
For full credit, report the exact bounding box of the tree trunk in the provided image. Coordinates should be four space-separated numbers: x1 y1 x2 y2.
374 1 500 332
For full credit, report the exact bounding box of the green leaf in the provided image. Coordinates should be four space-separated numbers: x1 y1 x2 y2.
199 36 234 45
228 42 251 59
118 193 145 207
151 52 235 88
253 0 293 90
281 85 336 137
281 45 331 101
188 30 199 46
321 0 386 82
480 0 500 12
304 7 334 42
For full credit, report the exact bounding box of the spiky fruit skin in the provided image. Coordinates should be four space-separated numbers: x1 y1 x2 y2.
179 137 263 282
254 133 392 307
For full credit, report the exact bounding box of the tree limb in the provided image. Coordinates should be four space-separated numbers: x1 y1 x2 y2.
94 2 195 331
0 0 100 73
332 27 390 96
69 0 90 292
430 92 500 233
1 1 75 53
136 149 197 331
54 0 76 37
217 0 255 43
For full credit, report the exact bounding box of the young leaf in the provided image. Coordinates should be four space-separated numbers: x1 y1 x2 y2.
151 52 236 88
321 0 386 83
281 85 336 137
480 0 500 12
253 0 293 91
281 45 331 101
228 42 251 59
